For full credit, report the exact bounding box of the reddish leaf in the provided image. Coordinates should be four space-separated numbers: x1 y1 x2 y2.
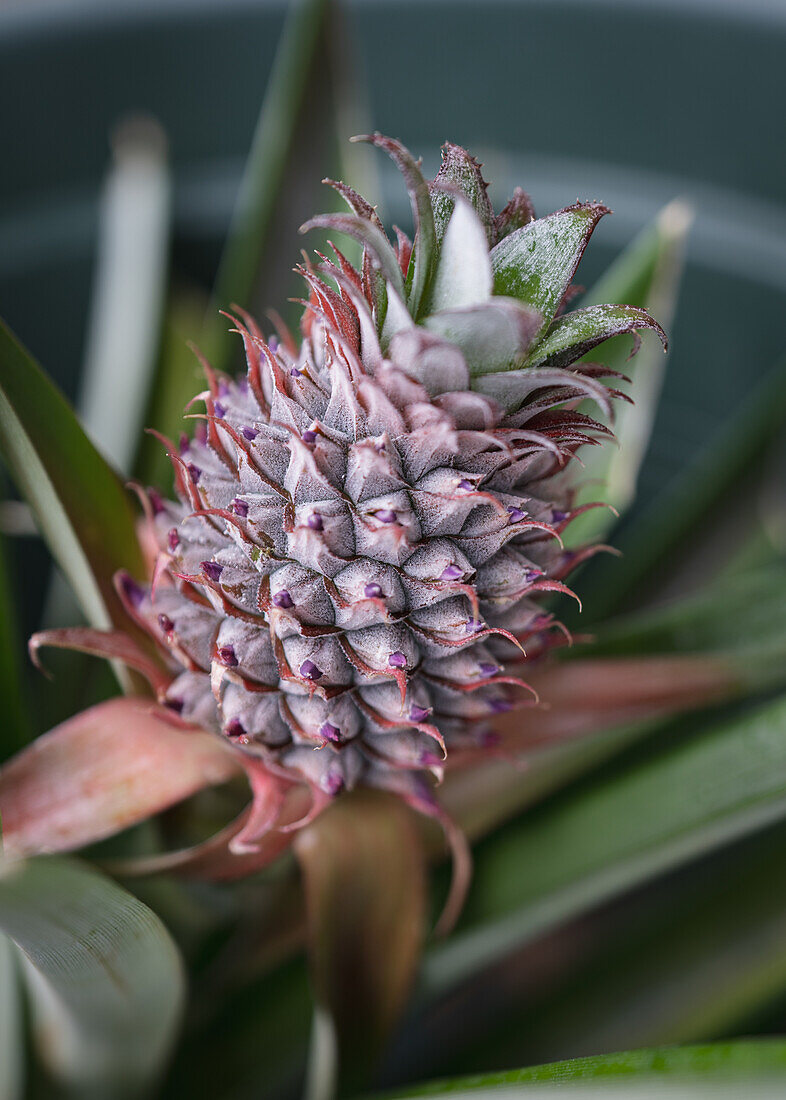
0 697 239 858
295 789 427 1083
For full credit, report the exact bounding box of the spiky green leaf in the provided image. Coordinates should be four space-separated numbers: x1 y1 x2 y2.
525 303 667 369
490 203 608 333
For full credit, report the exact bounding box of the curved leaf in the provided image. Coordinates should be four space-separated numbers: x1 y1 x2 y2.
490 203 608 334
356 134 436 319
385 1040 786 1097
0 319 144 631
0 855 183 1096
0 696 239 859
425 693 786 994
525 303 666 370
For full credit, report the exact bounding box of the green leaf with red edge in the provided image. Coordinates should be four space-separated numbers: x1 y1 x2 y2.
524 303 667 369
0 696 239 859
294 789 427 1090
0 319 144 631
0 854 183 1096
490 203 608 335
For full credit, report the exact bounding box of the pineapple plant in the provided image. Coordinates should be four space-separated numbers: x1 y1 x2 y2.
0 10 785 1095
18 135 665 875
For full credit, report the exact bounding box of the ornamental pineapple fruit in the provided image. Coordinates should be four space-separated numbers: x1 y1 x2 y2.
118 135 664 836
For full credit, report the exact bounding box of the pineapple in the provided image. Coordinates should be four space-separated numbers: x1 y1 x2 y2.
113 135 664 844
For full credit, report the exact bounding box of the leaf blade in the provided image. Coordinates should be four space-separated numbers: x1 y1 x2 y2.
425 693 786 994
0 855 184 1096
0 319 144 631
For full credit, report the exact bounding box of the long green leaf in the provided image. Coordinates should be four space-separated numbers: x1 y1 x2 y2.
0 855 184 1097
567 201 691 544
424 693 786 994
0 320 144 631
479 826 786 1066
384 1041 786 1097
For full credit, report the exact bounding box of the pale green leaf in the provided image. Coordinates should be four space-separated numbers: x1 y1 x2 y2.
568 201 691 544
0 855 184 1097
0 932 23 1100
426 195 492 313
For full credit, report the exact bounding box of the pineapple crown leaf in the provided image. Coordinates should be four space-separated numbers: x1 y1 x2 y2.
304 137 664 407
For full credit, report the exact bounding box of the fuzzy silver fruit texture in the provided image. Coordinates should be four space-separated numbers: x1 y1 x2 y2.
118 136 665 822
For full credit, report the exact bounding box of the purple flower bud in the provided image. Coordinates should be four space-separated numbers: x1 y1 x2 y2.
324 769 345 796
158 613 175 635
409 704 431 723
217 379 230 397
217 645 238 667
524 567 544 584
375 509 397 524
552 508 569 523
290 367 301 377
489 697 513 714
201 560 224 583
272 590 294 609
507 506 526 524
225 717 246 739
306 512 323 531
167 527 180 552
119 574 145 608
179 432 190 454
419 751 443 767
465 619 484 634
241 426 258 441
457 479 474 491
187 463 201 485
388 651 407 669
440 564 463 581
149 489 165 515
299 659 323 681
214 401 226 418
478 661 500 677
231 497 249 518
319 721 342 743
302 429 317 444
364 582 383 599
